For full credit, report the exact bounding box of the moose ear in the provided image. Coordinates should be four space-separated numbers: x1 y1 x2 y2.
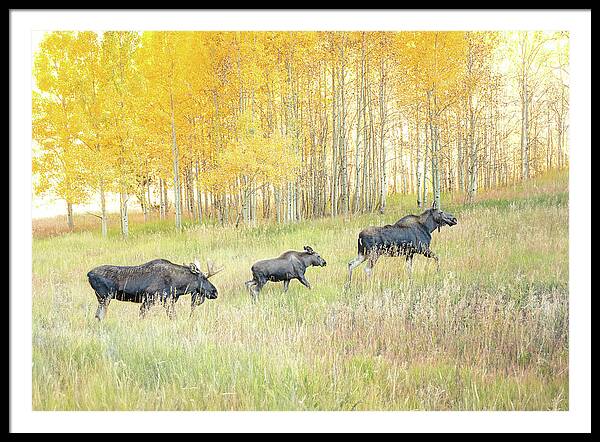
189 263 201 274
304 245 314 254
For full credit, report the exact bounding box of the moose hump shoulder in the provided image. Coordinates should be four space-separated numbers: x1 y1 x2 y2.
346 208 457 286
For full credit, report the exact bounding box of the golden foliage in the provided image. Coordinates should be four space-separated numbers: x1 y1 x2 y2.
32 31 568 219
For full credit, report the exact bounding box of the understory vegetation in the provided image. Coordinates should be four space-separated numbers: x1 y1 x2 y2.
32 170 568 410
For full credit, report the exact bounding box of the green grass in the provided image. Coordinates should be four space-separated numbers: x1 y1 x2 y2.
32 170 569 410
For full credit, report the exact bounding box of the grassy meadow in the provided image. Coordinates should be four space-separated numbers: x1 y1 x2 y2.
32 170 569 410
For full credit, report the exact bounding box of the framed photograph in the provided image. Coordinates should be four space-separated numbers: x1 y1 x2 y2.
10 9 590 433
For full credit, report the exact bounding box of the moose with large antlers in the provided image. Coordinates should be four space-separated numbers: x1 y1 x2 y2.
87 258 223 320
346 207 457 285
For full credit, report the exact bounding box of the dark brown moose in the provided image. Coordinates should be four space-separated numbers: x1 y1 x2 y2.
87 258 223 320
347 207 457 285
245 246 327 299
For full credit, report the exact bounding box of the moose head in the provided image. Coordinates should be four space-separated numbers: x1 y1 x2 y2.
303 245 327 267
188 259 224 301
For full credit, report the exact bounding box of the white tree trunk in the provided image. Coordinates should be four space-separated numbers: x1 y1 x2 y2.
119 190 129 239
66 201 74 232
170 90 182 231
100 183 107 238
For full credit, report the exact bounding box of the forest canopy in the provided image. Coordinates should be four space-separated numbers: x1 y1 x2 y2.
32 31 569 237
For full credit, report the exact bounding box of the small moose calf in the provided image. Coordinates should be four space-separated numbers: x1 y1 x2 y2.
245 246 327 299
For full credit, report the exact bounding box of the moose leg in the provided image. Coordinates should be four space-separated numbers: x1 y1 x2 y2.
94 291 112 321
163 295 176 320
347 254 367 285
423 249 440 271
283 279 290 292
297 274 312 289
165 302 176 320
95 302 108 321
364 254 379 277
405 254 414 276
251 279 266 301
245 279 259 298
139 298 152 319
245 279 255 290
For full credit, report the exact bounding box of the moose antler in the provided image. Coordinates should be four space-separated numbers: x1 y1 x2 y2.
205 259 224 278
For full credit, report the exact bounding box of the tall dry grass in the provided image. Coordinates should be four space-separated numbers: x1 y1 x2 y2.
31 170 568 410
